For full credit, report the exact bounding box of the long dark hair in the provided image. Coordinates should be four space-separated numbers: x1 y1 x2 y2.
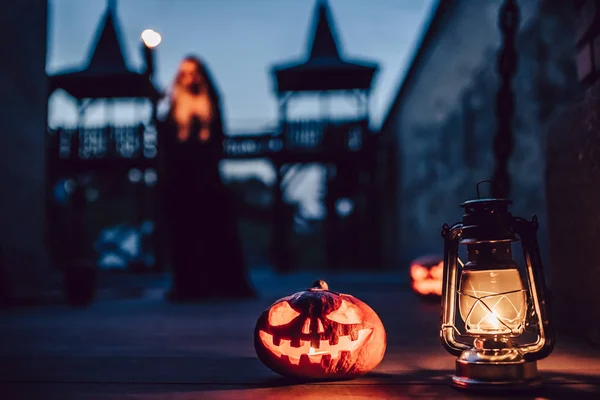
169 55 225 138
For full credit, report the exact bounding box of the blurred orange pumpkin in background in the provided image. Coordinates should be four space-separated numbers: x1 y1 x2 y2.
410 255 443 298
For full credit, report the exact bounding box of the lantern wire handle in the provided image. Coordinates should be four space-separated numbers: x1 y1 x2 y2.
476 179 492 199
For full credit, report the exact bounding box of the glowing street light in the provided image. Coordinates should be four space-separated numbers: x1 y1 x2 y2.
141 29 162 48
140 29 161 78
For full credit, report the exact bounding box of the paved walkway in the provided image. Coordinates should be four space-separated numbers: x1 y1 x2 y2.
1 272 600 399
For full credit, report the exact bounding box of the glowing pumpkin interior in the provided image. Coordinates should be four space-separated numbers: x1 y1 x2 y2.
258 299 373 365
410 259 443 296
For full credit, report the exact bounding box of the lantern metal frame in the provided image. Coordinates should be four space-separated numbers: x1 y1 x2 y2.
440 184 554 390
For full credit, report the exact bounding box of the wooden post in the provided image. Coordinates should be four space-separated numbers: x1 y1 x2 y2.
149 97 165 273
271 161 290 273
324 165 339 269
63 177 97 307
363 91 381 269
271 93 292 273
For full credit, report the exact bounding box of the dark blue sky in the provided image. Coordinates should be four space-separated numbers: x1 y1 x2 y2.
47 0 435 216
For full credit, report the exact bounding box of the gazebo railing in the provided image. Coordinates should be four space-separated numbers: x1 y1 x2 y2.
48 118 370 165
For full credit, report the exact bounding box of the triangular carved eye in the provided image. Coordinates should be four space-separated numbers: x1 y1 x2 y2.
268 301 301 326
430 262 443 280
410 264 429 281
326 300 362 324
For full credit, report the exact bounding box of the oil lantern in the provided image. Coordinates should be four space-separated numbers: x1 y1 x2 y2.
440 181 554 390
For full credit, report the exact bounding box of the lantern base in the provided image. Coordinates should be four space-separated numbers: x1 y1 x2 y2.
452 339 541 391
452 358 540 391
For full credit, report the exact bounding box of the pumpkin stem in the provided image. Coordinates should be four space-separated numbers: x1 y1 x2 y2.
311 280 329 290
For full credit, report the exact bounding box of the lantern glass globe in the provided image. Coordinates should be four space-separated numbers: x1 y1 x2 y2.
458 268 527 336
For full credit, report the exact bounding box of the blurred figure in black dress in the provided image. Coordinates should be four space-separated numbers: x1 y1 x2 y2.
158 55 253 301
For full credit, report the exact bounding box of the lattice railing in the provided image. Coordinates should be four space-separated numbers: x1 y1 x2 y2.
48 118 369 162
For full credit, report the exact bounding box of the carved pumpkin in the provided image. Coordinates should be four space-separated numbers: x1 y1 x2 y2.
410 255 443 298
254 280 386 381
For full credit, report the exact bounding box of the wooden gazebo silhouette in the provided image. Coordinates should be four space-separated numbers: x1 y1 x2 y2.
46 0 163 273
48 1 160 112
272 1 378 94
269 0 381 271
47 0 384 273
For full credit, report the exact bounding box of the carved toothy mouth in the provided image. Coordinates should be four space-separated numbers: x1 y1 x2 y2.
258 329 373 365
412 279 442 296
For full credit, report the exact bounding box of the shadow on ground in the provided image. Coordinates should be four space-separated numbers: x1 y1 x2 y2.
3 370 600 399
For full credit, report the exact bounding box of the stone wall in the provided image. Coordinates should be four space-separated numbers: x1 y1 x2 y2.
0 0 49 300
380 0 579 268
546 0 600 345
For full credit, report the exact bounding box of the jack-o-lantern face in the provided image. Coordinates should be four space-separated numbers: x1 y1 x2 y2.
410 255 443 298
254 280 386 380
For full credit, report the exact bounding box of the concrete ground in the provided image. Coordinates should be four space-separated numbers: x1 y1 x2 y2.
1 271 600 399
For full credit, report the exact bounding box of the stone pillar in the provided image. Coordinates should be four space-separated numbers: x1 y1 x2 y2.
545 0 600 345
0 0 49 301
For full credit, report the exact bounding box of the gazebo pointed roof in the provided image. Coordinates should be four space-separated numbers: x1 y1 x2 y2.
308 0 341 60
271 0 378 93
48 1 160 100
86 4 129 75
